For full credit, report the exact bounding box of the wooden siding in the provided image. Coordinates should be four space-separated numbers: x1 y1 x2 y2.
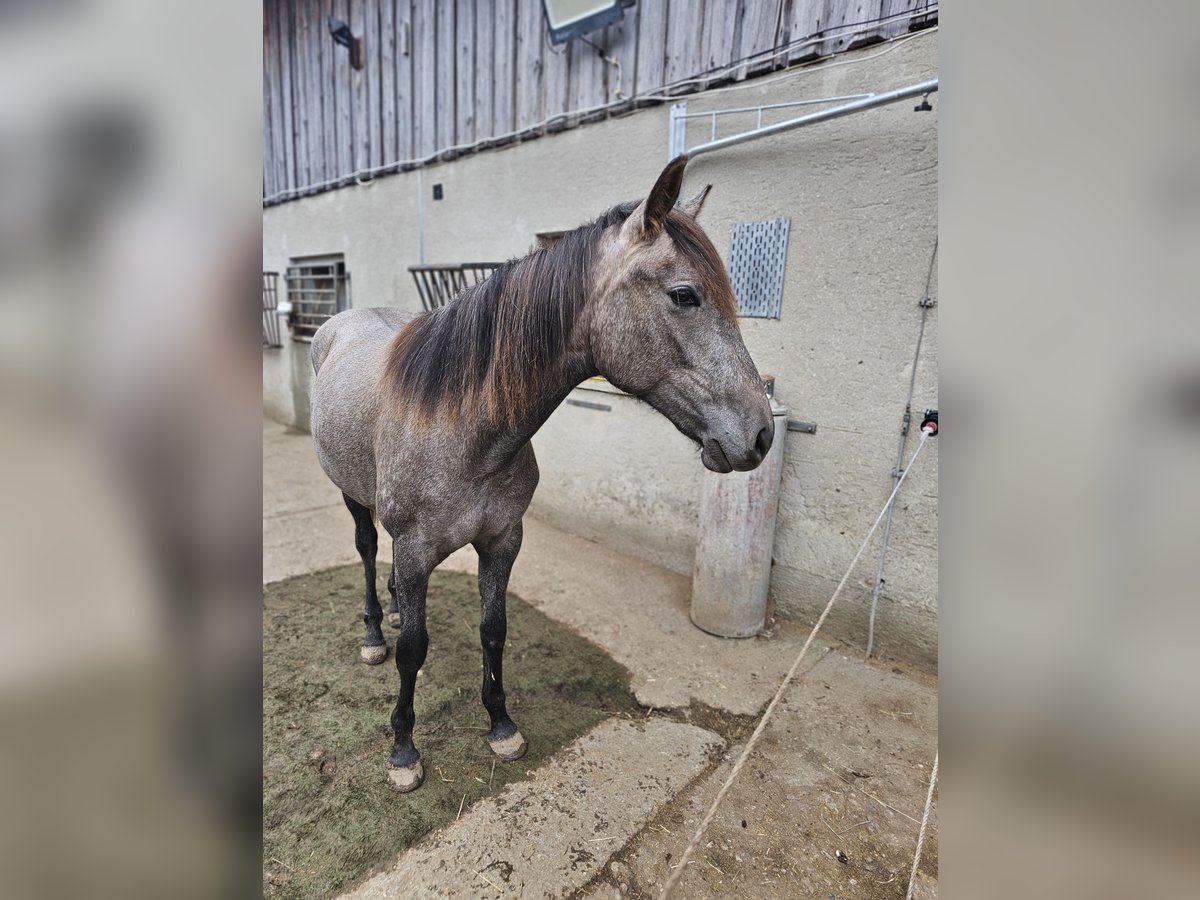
263 0 937 203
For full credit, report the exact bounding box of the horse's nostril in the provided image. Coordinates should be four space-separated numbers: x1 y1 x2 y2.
755 424 772 457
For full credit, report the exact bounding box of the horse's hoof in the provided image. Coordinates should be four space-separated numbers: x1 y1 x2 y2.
488 730 528 761
387 612 401 629
360 643 388 665
387 760 424 793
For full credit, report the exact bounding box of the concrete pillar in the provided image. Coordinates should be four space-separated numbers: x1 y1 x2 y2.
690 398 788 637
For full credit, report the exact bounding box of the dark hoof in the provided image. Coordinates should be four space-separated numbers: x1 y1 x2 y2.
388 611 401 629
488 730 528 761
387 760 424 793
360 643 388 665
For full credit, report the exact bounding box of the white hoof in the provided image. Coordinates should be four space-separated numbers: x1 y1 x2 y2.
488 731 528 761
360 644 388 665
387 760 424 793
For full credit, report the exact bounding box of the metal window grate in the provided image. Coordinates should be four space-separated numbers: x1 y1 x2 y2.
409 262 503 311
287 256 350 340
727 219 791 318
262 271 282 348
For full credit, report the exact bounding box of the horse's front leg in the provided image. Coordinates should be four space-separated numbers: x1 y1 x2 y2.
385 539 431 793
475 523 528 761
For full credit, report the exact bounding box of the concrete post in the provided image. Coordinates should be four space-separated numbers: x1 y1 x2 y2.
690 398 789 637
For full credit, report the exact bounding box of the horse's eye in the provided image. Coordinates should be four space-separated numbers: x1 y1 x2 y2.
668 286 700 308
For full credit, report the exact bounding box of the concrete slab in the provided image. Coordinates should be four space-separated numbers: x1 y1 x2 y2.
340 718 724 900
580 651 938 899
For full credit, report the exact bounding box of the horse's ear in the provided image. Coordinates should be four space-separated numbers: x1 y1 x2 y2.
679 184 712 220
624 155 688 242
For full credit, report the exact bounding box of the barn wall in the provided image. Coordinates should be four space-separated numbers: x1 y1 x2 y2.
262 31 939 667
263 0 938 203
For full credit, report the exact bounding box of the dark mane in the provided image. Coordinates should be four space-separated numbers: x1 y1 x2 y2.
382 201 730 425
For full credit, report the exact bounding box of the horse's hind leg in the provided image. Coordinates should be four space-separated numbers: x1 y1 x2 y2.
385 538 431 792
343 494 387 665
475 523 528 761
386 571 400 628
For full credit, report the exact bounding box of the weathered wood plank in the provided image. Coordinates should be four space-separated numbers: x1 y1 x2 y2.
380 0 397 164
362 0 381 169
700 0 739 83
664 0 705 93
738 0 781 79
473 0 495 142
350 0 369 173
318 0 336 183
542 19 571 128
514 0 544 133
435 0 456 154
275 0 296 191
599 0 639 108
455 0 475 147
395 0 415 162
262 12 277 198
569 36 603 121
413 0 436 158
332 0 353 178
290 1 308 190
269 2 288 193
303 0 324 185
634 0 668 97
492 0 516 137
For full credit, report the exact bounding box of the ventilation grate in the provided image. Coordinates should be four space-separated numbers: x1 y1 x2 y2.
727 218 791 318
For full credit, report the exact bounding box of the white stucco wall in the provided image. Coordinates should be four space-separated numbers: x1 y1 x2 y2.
263 33 939 667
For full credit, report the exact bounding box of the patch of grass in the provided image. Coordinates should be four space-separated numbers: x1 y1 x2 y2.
263 565 639 899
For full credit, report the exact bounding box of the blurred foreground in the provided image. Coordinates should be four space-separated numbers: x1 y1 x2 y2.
0 1 260 897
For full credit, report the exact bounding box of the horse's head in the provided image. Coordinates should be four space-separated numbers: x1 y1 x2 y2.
590 156 774 473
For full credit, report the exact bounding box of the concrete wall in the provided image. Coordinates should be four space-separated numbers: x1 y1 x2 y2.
262 33 939 668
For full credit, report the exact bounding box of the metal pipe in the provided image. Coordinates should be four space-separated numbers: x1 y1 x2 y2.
687 79 937 158
677 93 874 119
866 239 938 658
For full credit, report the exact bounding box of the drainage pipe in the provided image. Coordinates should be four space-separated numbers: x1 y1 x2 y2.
687 79 937 159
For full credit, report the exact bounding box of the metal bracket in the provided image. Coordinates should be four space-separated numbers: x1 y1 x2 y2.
668 102 687 159
918 296 937 308
566 398 611 412
786 419 817 434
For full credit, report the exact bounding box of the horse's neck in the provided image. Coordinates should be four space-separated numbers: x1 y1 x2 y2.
470 279 596 473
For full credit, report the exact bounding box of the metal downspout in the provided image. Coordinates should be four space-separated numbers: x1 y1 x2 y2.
866 238 938 658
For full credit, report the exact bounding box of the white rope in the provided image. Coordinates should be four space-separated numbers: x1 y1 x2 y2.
660 428 934 898
905 750 939 900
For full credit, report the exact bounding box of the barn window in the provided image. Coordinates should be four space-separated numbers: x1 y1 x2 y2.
286 255 350 340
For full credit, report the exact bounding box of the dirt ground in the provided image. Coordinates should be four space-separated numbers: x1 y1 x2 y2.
581 651 939 900
263 564 640 900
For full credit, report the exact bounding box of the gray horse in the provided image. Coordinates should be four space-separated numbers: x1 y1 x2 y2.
309 156 772 792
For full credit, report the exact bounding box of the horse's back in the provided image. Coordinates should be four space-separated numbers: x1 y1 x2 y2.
311 306 416 374
310 307 417 508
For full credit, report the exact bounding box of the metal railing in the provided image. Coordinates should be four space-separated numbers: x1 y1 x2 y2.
409 262 503 311
262 272 282 347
